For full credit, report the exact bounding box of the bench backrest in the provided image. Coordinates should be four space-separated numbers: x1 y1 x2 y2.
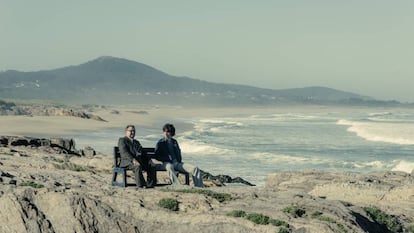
113 146 121 167
113 146 155 168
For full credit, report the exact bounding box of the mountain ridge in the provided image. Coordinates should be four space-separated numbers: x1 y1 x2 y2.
0 56 382 105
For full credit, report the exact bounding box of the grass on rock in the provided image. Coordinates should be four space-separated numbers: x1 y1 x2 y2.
170 188 233 203
282 205 306 217
227 209 289 229
158 198 179 211
363 206 402 233
20 181 44 189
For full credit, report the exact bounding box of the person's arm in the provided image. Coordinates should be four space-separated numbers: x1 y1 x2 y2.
154 140 161 161
175 139 182 163
155 139 168 162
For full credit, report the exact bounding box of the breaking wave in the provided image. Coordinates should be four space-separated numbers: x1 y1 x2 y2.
337 119 414 145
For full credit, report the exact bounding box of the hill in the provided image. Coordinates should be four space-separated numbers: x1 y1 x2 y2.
0 56 373 105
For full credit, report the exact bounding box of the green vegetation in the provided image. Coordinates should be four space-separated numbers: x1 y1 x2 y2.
310 211 347 233
227 209 289 230
245 213 270 225
226 210 246 218
54 158 65 163
19 181 44 189
278 228 290 233
70 165 87 172
269 218 289 228
407 225 414 233
172 189 232 203
310 211 323 218
282 205 306 217
1 152 14 156
158 198 179 211
363 207 402 233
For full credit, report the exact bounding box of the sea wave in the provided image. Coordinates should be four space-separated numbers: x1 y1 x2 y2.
336 119 414 145
341 160 390 170
391 160 414 173
178 139 233 155
249 152 325 164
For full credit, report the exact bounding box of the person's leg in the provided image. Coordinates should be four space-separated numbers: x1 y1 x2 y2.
146 165 156 188
134 164 146 187
161 162 180 185
174 163 203 187
141 157 156 187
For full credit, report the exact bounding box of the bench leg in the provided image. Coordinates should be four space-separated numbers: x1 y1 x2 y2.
185 173 190 185
112 169 127 187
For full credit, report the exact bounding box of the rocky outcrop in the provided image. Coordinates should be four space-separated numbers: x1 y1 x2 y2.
1 136 79 155
23 107 107 122
0 139 413 233
201 170 255 186
0 101 106 122
80 146 96 157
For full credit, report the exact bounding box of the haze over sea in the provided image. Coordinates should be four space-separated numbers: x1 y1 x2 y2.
74 106 414 187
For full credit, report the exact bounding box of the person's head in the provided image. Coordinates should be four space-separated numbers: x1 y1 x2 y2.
163 123 175 139
125 125 136 139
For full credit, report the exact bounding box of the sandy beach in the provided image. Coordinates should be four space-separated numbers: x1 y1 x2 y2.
0 105 296 136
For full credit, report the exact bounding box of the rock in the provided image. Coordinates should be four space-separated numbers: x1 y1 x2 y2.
0 136 8 146
127 110 149 115
9 137 30 146
28 138 51 147
201 170 255 186
1 171 14 178
50 138 76 152
81 146 96 157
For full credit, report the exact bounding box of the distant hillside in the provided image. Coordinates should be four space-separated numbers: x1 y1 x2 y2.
0 56 375 105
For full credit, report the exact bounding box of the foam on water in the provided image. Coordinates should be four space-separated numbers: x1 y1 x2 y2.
249 152 324 164
391 160 414 173
337 119 414 145
178 139 233 155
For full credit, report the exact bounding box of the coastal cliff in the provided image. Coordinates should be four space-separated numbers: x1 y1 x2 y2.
0 137 413 233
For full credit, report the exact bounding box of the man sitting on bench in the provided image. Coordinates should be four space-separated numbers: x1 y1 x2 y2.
118 125 156 189
155 123 203 187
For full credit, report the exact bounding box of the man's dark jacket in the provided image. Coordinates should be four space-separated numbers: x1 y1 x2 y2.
155 137 182 163
118 136 144 168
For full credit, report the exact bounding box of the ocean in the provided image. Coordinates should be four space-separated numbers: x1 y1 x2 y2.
74 106 414 187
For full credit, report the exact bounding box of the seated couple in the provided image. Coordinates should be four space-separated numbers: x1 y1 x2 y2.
118 123 203 189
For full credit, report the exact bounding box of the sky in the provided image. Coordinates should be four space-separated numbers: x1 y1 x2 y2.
1 1 414 102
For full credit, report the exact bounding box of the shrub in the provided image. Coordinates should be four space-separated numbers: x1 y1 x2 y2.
282 205 306 217
310 211 323 218
173 189 232 203
227 210 246 217
71 165 86 172
311 213 347 233
363 207 402 232
20 181 44 189
245 213 270 225
407 225 414 233
158 198 179 211
278 227 290 233
269 218 289 228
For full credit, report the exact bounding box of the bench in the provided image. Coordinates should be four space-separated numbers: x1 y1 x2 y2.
111 146 190 187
